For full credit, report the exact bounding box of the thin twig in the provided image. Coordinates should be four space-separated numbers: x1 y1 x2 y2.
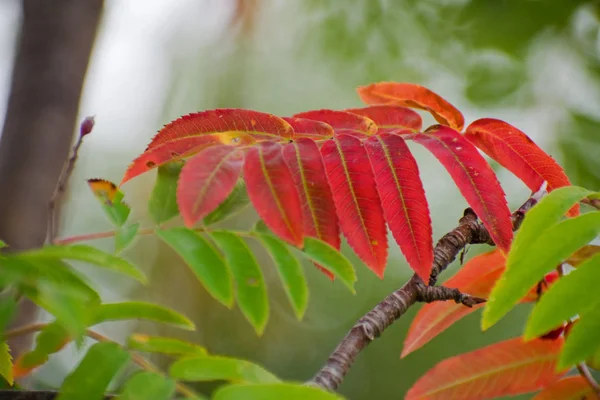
577 363 600 395
309 187 544 391
47 116 95 243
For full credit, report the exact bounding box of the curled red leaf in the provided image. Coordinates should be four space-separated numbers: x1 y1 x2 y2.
294 109 377 138
282 117 334 139
346 105 422 133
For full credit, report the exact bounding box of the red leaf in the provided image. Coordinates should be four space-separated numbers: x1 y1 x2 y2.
121 134 255 185
177 145 245 227
364 133 432 281
293 109 377 138
282 117 334 139
321 134 388 277
346 105 423 133
402 250 506 357
283 138 340 278
244 142 304 247
146 109 293 151
532 376 599 400
357 82 465 131
465 118 578 217
409 125 513 253
406 337 566 400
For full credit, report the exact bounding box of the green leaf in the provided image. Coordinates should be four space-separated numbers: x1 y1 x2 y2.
525 253 600 340
255 233 308 320
0 341 13 386
149 161 183 225
0 298 16 333
127 334 206 356
213 383 345 400
92 302 195 330
20 244 146 284
510 186 593 266
115 223 140 254
0 240 6 249
203 181 250 225
57 342 130 400
19 322 70 371
559 307 600 369
209 231 269 335
156 227 233 308
117 371 176 400
483 212 600 330
300 237 356 293
88 179 131 227
170 355 279 384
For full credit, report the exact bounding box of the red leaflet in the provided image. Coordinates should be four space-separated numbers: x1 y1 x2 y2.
357 82 465 131
364 134 432 281
321 134 388 277
244 142 304 247
346 105 423 133
293 109 377 138
406 337 566 400
465 118 578 217
177 145 245 227
283 139 340 278
532 376 599 400
402 250 506 357
282 117 334 139
146 109 293 150
121 134 255 185
409 125 513 253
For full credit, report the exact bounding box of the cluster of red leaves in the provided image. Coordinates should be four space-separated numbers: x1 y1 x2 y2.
121 82 573 283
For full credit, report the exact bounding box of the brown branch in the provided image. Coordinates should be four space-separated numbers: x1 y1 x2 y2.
309 188 544 392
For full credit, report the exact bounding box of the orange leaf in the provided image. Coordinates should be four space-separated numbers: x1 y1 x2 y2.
293 109 377 138
321 135 388 277
145 109 293 151
121 133 255 185
409 125 513 254
282 117 334 139
282 138 339 278
346 105 422 133
357 82 464 131
402 250 506 357
244 142 304 247
406 337 566 400
531 376 599 400
364 133 432 281
177 145 245 227
465 118 578 216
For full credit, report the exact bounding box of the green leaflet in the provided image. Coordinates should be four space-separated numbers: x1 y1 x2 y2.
300 237 356 293
115 223 140 254
156 227 233 308
525 253 600 340
117 371 176 400
255 233 308 320
88 179 131 227
210 231 269 335
169 355 279 384
127 334 207 357
560 307 600 369
204 181 250 225
20 244 146 284
0 341 12 386
91 302 195 330
149 161 184 225
213 383 345 400
483 212 600 330
19 322 70 370
57 342 130 400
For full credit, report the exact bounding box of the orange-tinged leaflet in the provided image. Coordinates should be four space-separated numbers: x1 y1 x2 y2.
364 133 433 281
465 118 578 216
282 117 334 139
406 337 566 400
409 126 513 254
293 109 377 138
357 82 465 131
320 134 388 277
346 105 423 133
145 109 293 151
531 376 599 400
177 145 245 227
87 179 118 202
244 142 304 247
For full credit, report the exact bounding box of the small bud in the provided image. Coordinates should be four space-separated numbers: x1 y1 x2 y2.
80 116 95 138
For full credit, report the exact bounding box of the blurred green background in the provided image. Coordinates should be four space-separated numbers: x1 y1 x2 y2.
1 0 600 398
